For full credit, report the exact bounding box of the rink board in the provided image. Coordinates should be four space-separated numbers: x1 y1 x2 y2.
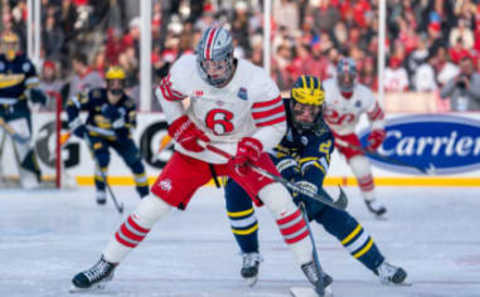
2 112 480 186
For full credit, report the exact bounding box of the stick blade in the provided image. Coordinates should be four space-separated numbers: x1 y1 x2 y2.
334 186 348 210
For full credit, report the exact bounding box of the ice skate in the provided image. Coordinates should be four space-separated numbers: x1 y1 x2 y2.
70 255 116 292
240 252 262 287
365 199 387 218
96 190 107 205
375 261 409 285
298 260 333 297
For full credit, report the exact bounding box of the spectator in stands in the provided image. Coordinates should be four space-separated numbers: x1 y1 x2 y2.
441 56 480 111
414 55 438 92
449 18 474 50
384 56 409 92
42 14 64 60
435 46 460 87
67 52 104 100
38 60 65 110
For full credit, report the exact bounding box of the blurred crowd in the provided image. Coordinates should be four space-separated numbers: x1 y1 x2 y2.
2 0 480 111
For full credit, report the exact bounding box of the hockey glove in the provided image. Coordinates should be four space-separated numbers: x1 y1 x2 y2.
26 88 48 105
168 115 210 152
367 129 386 151
231 137 263 175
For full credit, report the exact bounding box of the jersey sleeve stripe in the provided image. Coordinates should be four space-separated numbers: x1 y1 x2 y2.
255 115 286 127
159 75 185 101
367 103 384 120
252 104 285 120
252 95 282 109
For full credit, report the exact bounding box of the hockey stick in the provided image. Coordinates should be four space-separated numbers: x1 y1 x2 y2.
335 138 434 175
200 141 348 210
83 135 124 214
0 117 30 144
290 202 333 297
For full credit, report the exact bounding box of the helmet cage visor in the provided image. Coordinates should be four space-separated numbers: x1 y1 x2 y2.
290 100 323 130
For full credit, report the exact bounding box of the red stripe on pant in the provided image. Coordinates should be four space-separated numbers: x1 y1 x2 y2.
115 215 150 248
276 209 309 244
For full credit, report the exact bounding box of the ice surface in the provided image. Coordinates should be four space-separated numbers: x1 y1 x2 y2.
1 186 479 297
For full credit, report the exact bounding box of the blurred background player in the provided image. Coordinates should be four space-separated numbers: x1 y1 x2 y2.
0 31 47 188
225 75 407 287
71 26 331 297
66 66 148 204
323 57 388 217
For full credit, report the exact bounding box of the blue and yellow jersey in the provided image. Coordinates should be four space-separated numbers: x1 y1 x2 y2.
0 53 39 117
66 88 137 140
270 99 334 186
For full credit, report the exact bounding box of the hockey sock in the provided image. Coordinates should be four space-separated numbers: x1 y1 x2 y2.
94 166 107 192
131 160 149 198
316 206 385 272
227 207 259 253
349 156 376 201
259 183 313 265
225 180 259 253
103 194 171 263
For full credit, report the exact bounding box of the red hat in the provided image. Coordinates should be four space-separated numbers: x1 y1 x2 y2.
43 60 55 70
428 22 441 32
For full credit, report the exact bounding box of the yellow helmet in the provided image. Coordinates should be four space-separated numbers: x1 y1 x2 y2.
290 75 325 130
1 32 19 61
291 75 325 106
105 66 126 80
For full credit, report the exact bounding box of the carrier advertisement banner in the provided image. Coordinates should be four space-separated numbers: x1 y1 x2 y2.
2 112 480 185
357 114 480 175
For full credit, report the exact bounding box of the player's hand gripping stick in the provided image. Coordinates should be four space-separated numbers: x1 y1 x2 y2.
199 140 348 210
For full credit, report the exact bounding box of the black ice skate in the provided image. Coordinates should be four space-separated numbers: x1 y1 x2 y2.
96 190 107 205
300 260 333 297
365 199 387 217
375 261 408 285
240 252 262 287
70 255 116 292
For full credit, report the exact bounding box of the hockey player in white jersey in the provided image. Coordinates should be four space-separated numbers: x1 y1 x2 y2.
71 25 331 296
323 57 387 217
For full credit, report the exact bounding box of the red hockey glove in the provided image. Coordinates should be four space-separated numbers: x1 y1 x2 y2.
367 129 386 151
168 115 210 152
231 137 263 175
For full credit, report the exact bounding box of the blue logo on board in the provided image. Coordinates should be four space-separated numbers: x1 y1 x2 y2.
358 114 480 175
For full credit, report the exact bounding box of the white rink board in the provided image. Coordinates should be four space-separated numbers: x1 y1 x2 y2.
3 112 480 180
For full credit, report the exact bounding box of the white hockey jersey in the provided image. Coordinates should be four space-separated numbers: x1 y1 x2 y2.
155 54 286 163
322 78 385 136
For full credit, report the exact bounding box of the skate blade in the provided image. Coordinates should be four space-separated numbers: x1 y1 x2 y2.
382 280 413 287
244 276 258 287
373 214 388 221
69 282 108 294
289 286 333 297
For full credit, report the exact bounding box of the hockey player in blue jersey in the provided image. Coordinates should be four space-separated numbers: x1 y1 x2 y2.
66 66 148 204
0 32 48 188
224 75 408 287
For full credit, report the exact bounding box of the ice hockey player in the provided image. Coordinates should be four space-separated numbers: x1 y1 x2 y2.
323 57 387 217
224 75 407 288
66 66 148 204
0 31 47 188
71 26 330 297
